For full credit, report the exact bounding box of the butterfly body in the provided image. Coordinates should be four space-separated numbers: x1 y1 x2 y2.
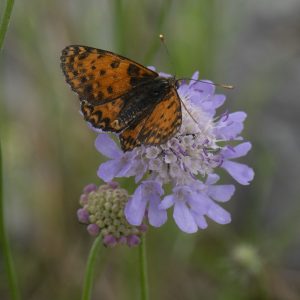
61 45 182 151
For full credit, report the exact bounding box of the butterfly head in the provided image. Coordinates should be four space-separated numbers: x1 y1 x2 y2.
167 76 180 89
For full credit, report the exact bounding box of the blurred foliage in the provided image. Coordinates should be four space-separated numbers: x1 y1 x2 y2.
1 0 300 299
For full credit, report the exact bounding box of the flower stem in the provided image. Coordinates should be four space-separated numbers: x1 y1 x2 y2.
81 235 102 300
0 0 15 52
0 141 21 300
139 235 149 300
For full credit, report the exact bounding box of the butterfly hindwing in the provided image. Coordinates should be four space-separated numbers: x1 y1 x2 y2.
140 89 182 145
119 118 148 150
81 98 126 132
120 88 182 151
61 45 158 105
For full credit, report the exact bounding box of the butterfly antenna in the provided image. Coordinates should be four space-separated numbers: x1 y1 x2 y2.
178 78 234 90
180 98 199 125
159 34 177 77
159 35 199 127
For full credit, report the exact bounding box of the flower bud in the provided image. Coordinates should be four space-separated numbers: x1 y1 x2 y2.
77 182 147 247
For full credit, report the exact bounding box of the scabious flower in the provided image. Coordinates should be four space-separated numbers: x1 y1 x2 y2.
93 70 254 233
77 182 147 247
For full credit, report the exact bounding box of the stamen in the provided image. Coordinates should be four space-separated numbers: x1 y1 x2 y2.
220 110 229 122
227 145 236 152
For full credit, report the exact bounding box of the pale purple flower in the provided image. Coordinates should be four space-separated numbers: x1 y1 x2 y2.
92 70 254 233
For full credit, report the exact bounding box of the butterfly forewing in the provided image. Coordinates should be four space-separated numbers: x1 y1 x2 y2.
61 45 158 105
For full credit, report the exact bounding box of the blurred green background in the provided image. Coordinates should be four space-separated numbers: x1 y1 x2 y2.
1 0 300 299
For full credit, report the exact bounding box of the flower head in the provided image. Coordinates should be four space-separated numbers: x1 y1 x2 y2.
94 70 254 233
77 182 147 247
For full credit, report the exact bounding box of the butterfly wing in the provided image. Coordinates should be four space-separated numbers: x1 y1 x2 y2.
120 88 182 151
60 45 158 105
81 98 126 132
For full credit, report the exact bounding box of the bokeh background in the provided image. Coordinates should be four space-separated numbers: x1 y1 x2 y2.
1 0 300 299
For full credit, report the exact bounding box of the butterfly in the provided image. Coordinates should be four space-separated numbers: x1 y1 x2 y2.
60 45 182 151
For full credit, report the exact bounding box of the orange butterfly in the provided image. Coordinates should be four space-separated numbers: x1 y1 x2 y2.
60 46 182 151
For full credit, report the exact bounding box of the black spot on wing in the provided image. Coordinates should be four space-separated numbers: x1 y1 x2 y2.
84 84 93 94
127 64 140 76
111 60 120 68
107 86 113 94
78 52 90 60
167 101 175 109
129 77 152 87
80 76 87 83
98 91 104 100
99 69 106 76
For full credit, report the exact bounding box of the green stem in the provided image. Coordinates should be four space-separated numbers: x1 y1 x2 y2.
0 142 21 300
81 235 102 300
139 235 149 300
0 0 15 52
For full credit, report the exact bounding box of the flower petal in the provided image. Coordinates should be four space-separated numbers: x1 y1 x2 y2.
190 71 199 82
222 142 252 159
217 123 244 140
97 160 122 182
205 174 220 185
211 94 226 109
159 195 174 209
147 66 156 71
134 161 147 183
222 160 254 185
208 184 235 202
173 201 198 233
191 80 215 98
148 195 167 227
225 111 247 122
95 134 122 159
215 112 247 140
159 71 172 78
116 158 135 178
125 187 147 226
192 212 208 229
141 180 164 196
206 201 231 224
